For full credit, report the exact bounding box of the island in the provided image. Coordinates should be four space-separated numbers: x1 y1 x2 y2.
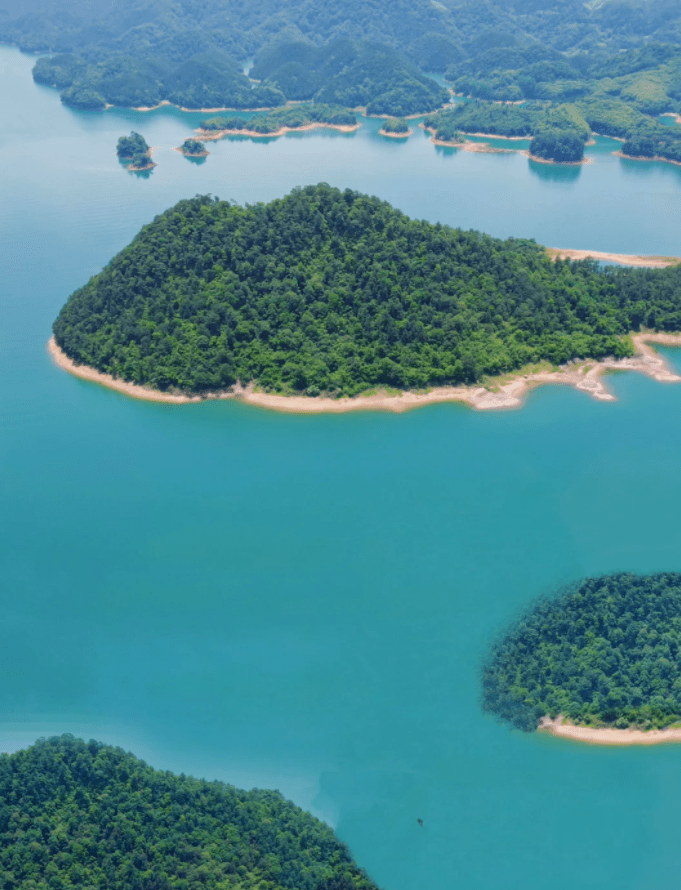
49 184 681 409
175 138 209 158
482 572 681 742
196 105 359 139
379 118 412 138
0 735 380 889
116 131 156 171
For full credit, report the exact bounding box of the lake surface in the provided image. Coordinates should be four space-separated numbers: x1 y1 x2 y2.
2 44 681 889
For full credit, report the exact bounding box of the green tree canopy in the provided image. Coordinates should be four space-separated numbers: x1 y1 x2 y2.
52 185 681 398
0 735 380 890
483 572 681 732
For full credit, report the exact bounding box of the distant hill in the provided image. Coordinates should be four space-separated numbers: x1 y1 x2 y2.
0 734 381 890
4 1 681 115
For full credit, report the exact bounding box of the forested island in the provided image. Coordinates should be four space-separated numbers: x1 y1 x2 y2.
0 734 380 889
4 0 680 133
51 184 681 400
483 572 681 734
177 138 209 158
380 118 411 137
198 105 358 139
116 131 155 171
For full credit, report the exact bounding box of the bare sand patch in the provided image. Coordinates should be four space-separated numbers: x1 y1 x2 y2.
547 247 681 268
48 332 681 413
379 127 412 138
539 716 681 746
195 122 360 141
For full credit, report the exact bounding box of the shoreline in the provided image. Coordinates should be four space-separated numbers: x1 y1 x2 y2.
379 127 412 138
195 121 360 141
539 715 681 746
47 332 681 413
172 145 209 158
614 150 681 168
546 247 681 268
131 100 278 113
126 146 158 172
523 151 590 166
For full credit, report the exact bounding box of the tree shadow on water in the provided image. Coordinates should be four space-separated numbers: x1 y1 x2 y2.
527 158 582 183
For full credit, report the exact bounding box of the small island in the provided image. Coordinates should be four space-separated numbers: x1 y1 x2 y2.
175 137 209 158
0 735 380 889
116 131 156 171
483 572 681 741
379 118 412 138
196 104 359 139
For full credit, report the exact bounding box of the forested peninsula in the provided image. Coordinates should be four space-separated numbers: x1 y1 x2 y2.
483 573 681 738
51 185 681 404
0 735 380 890
197 105 359 139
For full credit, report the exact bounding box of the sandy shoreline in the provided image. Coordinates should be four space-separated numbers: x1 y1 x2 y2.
48 332 681 413
196 122 360 141
614 150 681 168
546 247 681 268
172 146 209 157
379 127 412 138
539 716 681 746
458 131 529 140
131 100 276 113
126 147 158 172
522 151 591 166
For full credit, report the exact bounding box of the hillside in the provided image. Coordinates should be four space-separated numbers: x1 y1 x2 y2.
482 572 681 732
52 184 681 398
3 1 681 117
0 735 379 889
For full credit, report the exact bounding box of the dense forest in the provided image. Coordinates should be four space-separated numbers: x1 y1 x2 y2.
249 38 448 116
52 184 681 397
423 101 591 160
179 138 208 157
3 0 681 123
483 573 681 732
0 735 380 890
198 105 358 136
116 131 154 170
380 118 410 134
424 95 681 164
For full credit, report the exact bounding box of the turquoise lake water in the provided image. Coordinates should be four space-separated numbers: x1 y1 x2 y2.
3 44 681 888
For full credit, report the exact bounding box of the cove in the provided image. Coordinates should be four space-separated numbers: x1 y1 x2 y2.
3 44 681 890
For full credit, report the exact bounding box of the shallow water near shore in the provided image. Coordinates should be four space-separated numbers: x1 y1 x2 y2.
3 44 681 889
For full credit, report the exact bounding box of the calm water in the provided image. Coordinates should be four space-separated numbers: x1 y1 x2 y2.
3 45 681 889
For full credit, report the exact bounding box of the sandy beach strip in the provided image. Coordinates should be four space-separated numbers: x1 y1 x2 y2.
614 150 681 168
547 247 681 268
539 716 681 746
522 151 591 166
195 121 360 141
379 127 413 138
458 131 530 140
172 146 209 157
48 332 681 413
